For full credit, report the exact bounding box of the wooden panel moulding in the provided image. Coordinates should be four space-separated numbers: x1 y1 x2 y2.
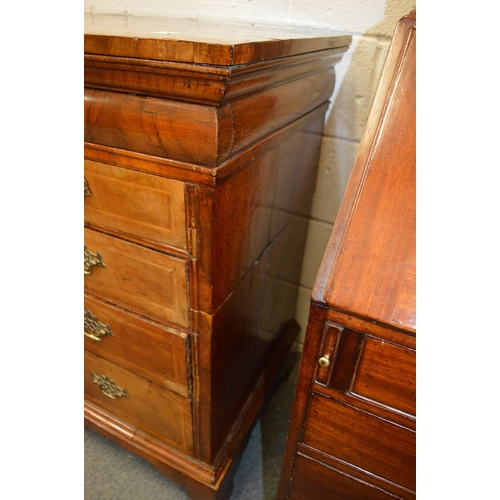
84 71 334 167
83 101 329 188
84 48 346 105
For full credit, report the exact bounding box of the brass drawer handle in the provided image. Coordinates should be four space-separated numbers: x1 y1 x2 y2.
318 355 330 368
92 373 129 400
84 178 92 196
84 310 114 342
84 245 105 275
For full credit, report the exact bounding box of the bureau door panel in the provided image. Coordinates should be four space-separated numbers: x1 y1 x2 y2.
84 293 190 397
353 337 416 415
84 159 187 249
302 393 415 492
289 453 402 500
84 350 193 455
84 228 189 327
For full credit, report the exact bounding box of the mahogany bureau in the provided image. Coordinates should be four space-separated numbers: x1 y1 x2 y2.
83 15 350 500
277 11 416 500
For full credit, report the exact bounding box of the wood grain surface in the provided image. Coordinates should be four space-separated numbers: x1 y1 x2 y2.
85 350 194 454
85 14 351 65
84 293 191 397
84 14 351 500
84 159 187 249
277 11 416 500
84 227 189 327
322 12 416 333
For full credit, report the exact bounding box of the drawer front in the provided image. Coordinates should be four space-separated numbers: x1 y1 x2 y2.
289 454 400 500
84 294 190 397
316 324 415 416
84 89 221 166
353 336 416 415
84 350 194 455
84 159 187 249
84 228 189 327
302 393 415 492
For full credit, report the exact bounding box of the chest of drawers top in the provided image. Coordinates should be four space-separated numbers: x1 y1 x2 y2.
84 15 351 169
84 14 351 66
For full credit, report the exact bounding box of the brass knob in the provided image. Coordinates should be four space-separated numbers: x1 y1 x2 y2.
318 355 330 368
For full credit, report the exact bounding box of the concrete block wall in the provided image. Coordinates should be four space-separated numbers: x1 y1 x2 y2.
84 0 416 348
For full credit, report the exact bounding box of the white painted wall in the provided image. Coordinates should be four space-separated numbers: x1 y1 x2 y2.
84 0 416 346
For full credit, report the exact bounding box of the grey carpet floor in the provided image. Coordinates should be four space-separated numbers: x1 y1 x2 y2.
84 353 300 500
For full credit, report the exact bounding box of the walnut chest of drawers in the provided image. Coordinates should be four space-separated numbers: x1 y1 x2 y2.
83 15 350 500
277 11 416 500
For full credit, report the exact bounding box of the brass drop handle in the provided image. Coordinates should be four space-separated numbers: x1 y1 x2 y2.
84 310 114 342
318 355 330 368
84 245 106 275
84 178 92 196
92 373 129 400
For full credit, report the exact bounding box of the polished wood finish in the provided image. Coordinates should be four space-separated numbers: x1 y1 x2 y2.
287 454 399 500
84 15 350 500
84 15 352 66
84 227 190 327
85 350 194 454
278 11 416 500
84 56 341 166
84 159 187 249
84 294 191 397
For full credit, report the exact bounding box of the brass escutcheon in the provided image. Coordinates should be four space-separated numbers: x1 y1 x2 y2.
84 178 92 196
92 373 129 400
84 310 114 342
84 245 105 275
